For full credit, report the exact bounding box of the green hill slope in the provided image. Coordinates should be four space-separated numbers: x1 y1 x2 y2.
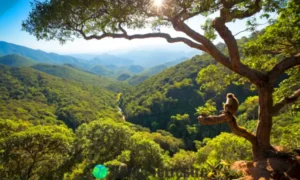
0 65 121 129
120 44 255 149
127 65 170 86
120 54 216 148
31 64 130 92
0 54 36 67
127 75 149 86
127 58 189 86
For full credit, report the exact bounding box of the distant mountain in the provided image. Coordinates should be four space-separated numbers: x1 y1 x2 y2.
128 65 144 73
89 64 144 79
117 50 200 67
0 41 87 67
90 65 114 77
141 65 168 77
0 54 36 67
87 54 134 66
163 57 188 67
126 57 189 86
0 41 196 81
67 54 95 60
71 49 200 68
31 64 130 92
117 73 131 81
126 65 167 86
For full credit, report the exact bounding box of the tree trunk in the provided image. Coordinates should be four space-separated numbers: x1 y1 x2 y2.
252 85 275 160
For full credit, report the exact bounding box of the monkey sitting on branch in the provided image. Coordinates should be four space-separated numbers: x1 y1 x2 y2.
223 93 239 115
198 93 256 144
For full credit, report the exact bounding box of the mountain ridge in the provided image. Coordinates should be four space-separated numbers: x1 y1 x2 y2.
0 54 37 67
0 41 86 66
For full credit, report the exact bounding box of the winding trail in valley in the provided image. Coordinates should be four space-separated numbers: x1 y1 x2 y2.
117 93 126 121
118 106 126 121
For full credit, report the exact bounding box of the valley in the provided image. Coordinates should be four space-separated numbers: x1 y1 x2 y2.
1 1 300 178
1 39 299 179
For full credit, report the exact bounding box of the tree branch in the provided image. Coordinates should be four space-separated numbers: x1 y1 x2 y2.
172 20 266 86
118 23 127 35
268 53 300 83
198 113 230 125
233 22 268 36
272 89 300 115
212 17 241 70
198 113 257 145
76 29 205 51
221 0 262 22
172 21 231 67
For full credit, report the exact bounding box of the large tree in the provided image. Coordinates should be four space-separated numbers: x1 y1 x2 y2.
23 0 300 160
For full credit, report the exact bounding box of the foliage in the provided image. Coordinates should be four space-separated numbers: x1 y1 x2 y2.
0 65 120 129
66 119 169 179
238 96 259 121
0 119 75 179
121 42 256 149
244 0 300 58
273 68 300 113
271 112 300 151
128 133 166 172
202 161 243 180
196 133 252 165
169 150 197 169
195 99 217 116
133 131 184 155
120 54 233 149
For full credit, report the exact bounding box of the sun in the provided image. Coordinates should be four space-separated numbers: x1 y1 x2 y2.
153 0 163 7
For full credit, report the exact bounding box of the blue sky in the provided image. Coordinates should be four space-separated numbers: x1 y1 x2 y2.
0 0 267 55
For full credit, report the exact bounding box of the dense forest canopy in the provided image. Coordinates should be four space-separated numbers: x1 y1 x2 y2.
0 65 121 128
0 0 299 179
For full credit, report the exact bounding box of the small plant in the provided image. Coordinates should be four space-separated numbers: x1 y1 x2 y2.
204 160 243 180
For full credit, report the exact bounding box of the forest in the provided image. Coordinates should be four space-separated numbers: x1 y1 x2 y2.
1 0 300 179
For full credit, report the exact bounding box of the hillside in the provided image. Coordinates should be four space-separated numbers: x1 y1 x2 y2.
126 65 167 85
120 44 255 149
0 54 36 67
126 58 189 86
120 54 216 148
31 64 130 92
90 64 116 77
0 65 121 129
127 75 149 86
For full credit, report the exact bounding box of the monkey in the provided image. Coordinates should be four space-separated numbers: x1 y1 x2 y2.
223 93 239 115
221 93 256 141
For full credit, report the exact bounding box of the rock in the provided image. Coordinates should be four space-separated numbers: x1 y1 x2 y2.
231 157 300 180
